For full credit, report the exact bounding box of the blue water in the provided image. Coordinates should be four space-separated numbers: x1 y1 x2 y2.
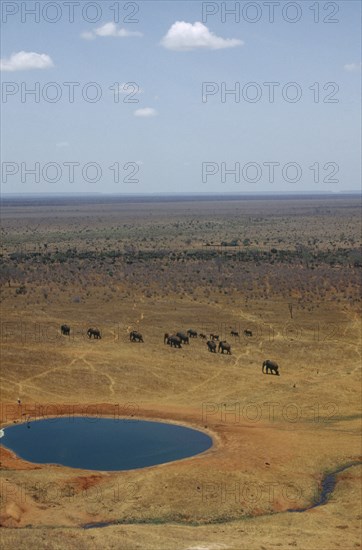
1 417 212 471
288 460 362 512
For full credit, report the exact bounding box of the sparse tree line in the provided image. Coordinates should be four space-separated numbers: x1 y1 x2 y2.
2 244 361 267
0 243 360 307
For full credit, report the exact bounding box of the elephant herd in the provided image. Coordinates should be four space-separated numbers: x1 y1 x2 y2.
164 332 193 346
230 329 253 337
61 325 100 338
164 330 232 355
60 324 141 342
60 324 280 374
206 340 231 354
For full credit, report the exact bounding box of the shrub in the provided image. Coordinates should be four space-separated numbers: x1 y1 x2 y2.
15 285 27 295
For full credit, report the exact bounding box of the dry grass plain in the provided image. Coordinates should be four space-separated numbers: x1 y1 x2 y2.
0 195 361 550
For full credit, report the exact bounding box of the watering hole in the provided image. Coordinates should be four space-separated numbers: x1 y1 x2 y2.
1 417 212 471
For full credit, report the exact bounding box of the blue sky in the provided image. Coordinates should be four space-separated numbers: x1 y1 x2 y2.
1 0 361 193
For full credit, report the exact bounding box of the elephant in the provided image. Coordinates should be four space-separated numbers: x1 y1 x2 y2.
61 324 70 336
87 328 101 339
130 330 143 342
167 335 182 348
218 341 232 354
210 333 219 341
230 330 239 337
187 329 198 338
244 329 253 337
207 340 217 352
176 332 189 344
199 333 207 339
262 360 280 375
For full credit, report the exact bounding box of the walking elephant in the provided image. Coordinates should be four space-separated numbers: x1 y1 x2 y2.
207 340 217 352
61 324 70 336
87 328 101 339
130 330 144 342
176 332 189 344
187 329 198 338
167 335 182 348
218 341 232 354
262 360 280 375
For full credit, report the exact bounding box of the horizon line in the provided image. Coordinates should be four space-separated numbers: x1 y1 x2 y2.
1 191 361 197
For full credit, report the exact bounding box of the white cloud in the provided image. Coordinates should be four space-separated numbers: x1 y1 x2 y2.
81 22 142 39
134 107 158 117
344 62 361 72
160 21 243 51
95 22 119 36
0 51 54 72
